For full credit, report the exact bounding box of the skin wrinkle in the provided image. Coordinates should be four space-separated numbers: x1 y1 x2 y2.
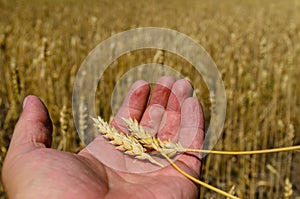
76 154 109 186
178 127 203 148
104 168 157 199
102 152 199 198
112 81 150 134
6 153 45 198
111 173 189 199
30 121 52 148
148 84 173 106
107 77 202 173
181 98 203 130
14 96 53 150
140 104 165 135
127 82 150 111
43 151 107 197
157 79 194 141
8 148 107 199
140 76 174 136
119 160 199 198
113 179 156 199
166 80 193 112
85 137 128 171
12 121 44 145
158 111 181 141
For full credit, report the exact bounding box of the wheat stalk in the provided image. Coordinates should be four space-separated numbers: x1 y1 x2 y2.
226 185 236 199
92 116 238 199
123 117 300 156
161 153 239 199
92 116 300 199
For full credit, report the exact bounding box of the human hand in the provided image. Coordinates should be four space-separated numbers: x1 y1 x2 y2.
2 76 204 199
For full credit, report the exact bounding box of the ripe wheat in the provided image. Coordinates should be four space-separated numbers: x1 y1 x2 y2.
284 178 293 199
92 116 164 167
123 117 185 157
93 116 239 199
92 115 300 199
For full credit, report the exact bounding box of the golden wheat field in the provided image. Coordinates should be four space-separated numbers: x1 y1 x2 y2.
0 0 300 198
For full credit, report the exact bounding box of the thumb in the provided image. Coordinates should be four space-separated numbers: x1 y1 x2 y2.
8 95 53 154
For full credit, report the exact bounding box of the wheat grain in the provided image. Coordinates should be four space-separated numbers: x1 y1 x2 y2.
153 49 165 65
123 117 300 156
78 97 88 147
94 116 239 199
1 1 300 198
284 178 293 199
10 57 20 96
8 57 20 120
123 117 185 157
92 116 164 167
92 116 300 199
59 105 69 151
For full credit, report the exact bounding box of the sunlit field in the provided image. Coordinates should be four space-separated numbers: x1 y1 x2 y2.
0 0 299 198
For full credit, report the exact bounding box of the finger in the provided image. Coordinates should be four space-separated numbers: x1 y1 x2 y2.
148 76 176 107
140 76 175 135
111 80 150 133
8 95 53 155
157 79 193 141
177 97 204 174
166 79 194 112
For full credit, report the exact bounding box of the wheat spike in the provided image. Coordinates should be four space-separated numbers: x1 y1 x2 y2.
92 116 239 199
8 57 21 120
284 178 293 199
59 105 69 151
92 116 300 199
92 116 164 167
123 117 186 157
78 98 88 147
226 185 236 199
153 49 165 64
10 57 20 96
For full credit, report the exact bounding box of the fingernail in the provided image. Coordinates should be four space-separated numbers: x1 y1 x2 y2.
23 96 29 110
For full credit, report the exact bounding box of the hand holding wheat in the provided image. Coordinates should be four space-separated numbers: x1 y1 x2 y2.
2 77 204 199
87 76 203 173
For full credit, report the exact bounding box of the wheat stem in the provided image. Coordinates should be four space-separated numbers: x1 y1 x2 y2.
161 153 240 199
124 117 300 156
183 145 300 155
93 116 300 199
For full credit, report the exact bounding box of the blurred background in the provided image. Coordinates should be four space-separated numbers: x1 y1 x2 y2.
0 0 299 198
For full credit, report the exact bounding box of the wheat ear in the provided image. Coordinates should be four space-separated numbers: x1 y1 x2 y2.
284 178 293 199
123 118 240 199
183 144 300 155
92 116 163 167
94 116 238 199
92 116 300 199
124 118 300 156
123 117 185 157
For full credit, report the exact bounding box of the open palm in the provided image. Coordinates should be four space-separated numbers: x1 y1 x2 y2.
2 76 204 199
